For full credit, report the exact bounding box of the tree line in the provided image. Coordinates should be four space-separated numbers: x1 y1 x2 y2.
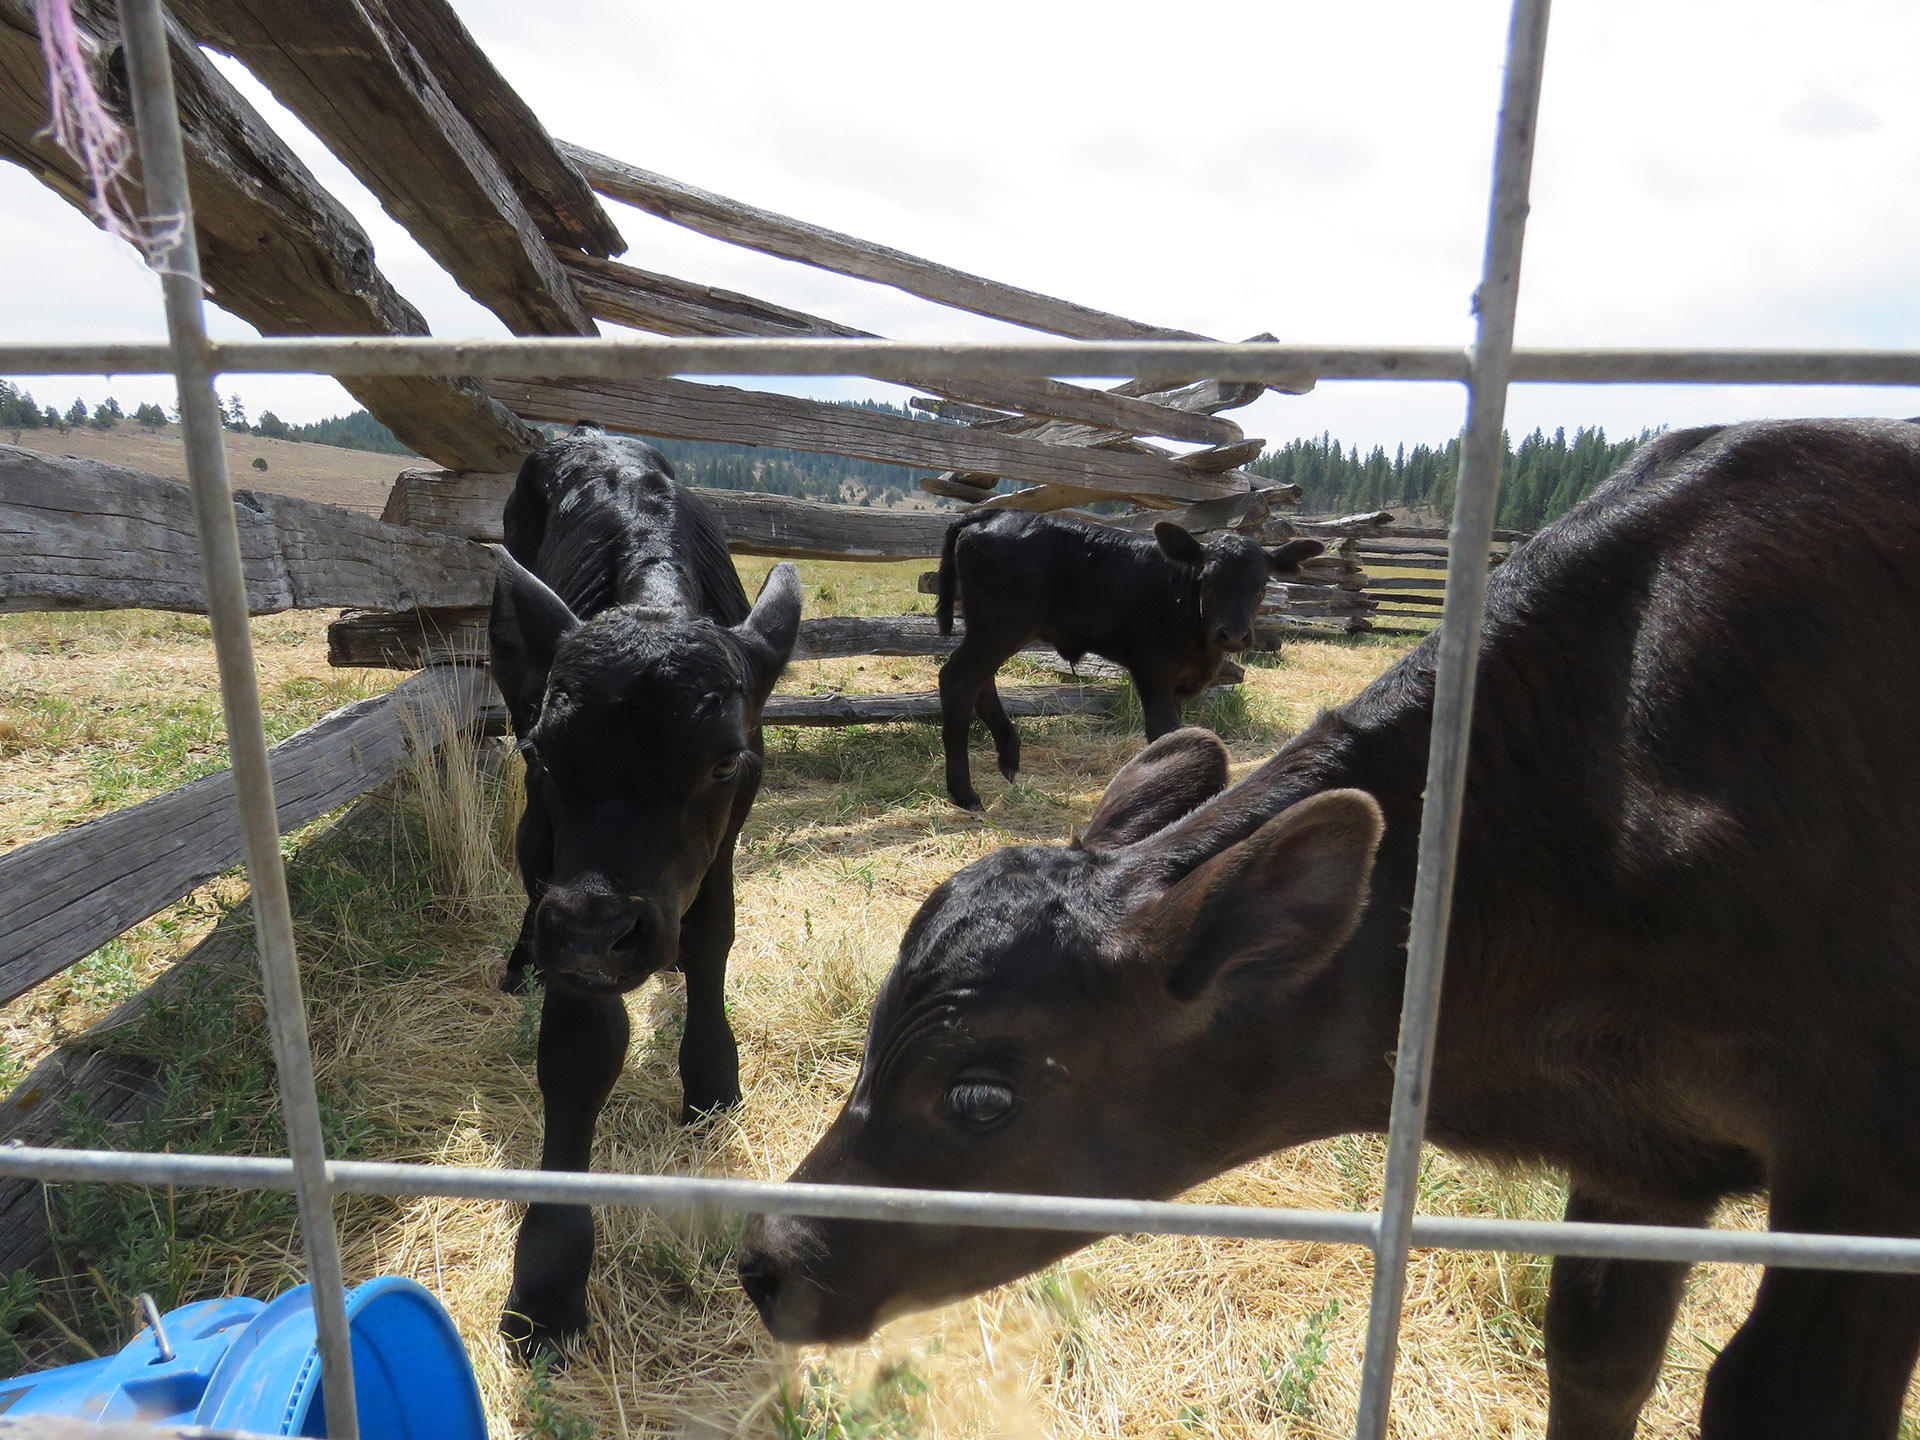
1251 425 1653 532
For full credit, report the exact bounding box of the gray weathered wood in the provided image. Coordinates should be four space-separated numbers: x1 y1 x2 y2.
326 609 1084 670
1178 438 1268 473
381 468 960 557
910 397 1014 426
1294 519 1532 543
564 141 1210 343
939 357 1292 509
170 0 594 336
760 684 1118 727
381 0 623 257
920 475 1001 502
329 606 490 668
0 446 494 614
486 377 1242 505
0 0 539 472
560 252 1241 445
0 668 492 1004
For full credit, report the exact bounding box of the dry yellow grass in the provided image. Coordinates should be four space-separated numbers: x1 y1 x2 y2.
9 581 1918 1437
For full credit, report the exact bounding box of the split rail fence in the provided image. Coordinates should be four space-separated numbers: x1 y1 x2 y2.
7 0 1920 1437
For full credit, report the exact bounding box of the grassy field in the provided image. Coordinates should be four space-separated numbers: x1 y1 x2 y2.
0 564 1903 1438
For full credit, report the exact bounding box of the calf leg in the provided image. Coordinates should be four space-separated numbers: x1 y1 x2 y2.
676 854 742 1123
1544 1180 1719 1440
975 678 1021 783
940 634 1021 810
1134 677 1185 741
501 984 630 1359
1699 1172 1920 1439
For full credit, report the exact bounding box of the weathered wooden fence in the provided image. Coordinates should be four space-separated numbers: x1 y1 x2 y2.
0 0 1499 1223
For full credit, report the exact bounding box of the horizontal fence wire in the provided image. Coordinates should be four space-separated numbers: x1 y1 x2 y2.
3 1145 1920 1276
5 339 1920 385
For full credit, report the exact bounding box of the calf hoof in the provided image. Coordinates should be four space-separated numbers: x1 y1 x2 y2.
500 964 529 995
500 1291 585 1366
996 758 1020 783
948 787 985 812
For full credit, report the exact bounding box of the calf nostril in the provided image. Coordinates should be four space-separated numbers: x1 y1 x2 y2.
737 1252 782 1312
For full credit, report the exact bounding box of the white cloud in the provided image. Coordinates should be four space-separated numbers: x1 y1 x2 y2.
5 0 1920 449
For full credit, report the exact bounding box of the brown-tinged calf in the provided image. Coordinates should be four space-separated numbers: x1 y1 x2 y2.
744 418 1920 1438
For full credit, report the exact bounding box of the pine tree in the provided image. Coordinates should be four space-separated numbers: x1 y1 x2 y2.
64 398 88 427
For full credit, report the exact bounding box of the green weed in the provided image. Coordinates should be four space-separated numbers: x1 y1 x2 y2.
1254 1297 1342 1422
774 1359 929 1440
525 1350 595 1440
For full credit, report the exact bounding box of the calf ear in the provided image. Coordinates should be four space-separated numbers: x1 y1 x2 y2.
1128 789 1382 1002
488 545 579 683
1266 538 1325 574
1153 522 1209 568
733 561 802 705
1080 729 1232 852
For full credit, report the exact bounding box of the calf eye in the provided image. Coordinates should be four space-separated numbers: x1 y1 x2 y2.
948 1079 1015 1128
711 752 745 782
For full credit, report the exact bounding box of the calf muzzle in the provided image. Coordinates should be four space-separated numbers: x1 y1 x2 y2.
532 887 675 992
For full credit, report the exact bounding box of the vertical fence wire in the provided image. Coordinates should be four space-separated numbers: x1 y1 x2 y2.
111 0 360 1432
1350 0 1553 1434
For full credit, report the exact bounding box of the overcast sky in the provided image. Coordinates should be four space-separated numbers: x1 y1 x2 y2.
5 0 1920 453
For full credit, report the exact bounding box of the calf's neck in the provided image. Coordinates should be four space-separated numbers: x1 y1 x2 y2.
742 418 1920 1438
490 425 798 1356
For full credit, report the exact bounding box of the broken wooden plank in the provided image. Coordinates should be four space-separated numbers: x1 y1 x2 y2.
0 669 493 1005
1109 484 1303 537
760 684 1118 727
0 0 538 472
564 141 1209 342
170 0 594 336
557 251 1243 445
381 468 957 558
381 0 623 257
0 446 494 614
910 397 1014 426
487 377 1240 505
934 359 1289 506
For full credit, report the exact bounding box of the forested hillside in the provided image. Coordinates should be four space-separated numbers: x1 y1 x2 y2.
1252 425 1652 531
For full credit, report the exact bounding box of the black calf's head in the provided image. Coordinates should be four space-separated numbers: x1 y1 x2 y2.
1153 523 1325 653
492 552 801 995
739 730 1382 1343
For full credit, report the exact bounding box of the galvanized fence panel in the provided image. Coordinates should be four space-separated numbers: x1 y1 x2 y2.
5 0 1919 1434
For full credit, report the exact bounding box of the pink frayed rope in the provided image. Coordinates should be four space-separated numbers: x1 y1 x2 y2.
34 0 184 267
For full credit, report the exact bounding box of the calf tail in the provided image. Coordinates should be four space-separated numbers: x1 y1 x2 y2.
935 515 971 636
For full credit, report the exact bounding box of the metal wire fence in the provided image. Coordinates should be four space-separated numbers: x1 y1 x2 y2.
7 0 1920 1435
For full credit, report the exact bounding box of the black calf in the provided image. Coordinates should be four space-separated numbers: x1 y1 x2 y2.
933 509 1321 809
488 425 799 1356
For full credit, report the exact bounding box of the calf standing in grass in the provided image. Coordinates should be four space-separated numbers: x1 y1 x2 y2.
743 418 1920 1437
489 425 799 1356
934 508 1323 809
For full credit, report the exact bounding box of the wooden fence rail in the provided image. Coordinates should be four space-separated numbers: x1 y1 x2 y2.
0 668 493 1006
0 446 494 615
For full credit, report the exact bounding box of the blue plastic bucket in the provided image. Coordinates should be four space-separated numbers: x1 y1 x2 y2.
0 1276 485 1438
